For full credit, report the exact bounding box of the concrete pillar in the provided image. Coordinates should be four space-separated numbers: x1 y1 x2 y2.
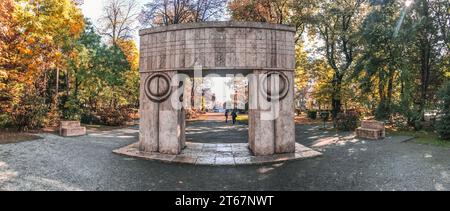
274 71 295 154
248 70 295 156
139 71 185 155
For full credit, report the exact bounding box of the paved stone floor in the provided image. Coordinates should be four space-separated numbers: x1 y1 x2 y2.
185 120 248 143
0 121 449 191
114 142 321 165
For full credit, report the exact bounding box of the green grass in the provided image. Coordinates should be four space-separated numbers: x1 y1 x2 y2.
387 129 450 148
236 115 249 124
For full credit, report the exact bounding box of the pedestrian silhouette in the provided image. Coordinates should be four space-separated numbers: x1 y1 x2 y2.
225 110 229 123
231 109 238 125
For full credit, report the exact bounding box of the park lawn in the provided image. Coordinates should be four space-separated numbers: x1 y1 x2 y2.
0 130 41 144
236 115 249 124
238 114 330 125
387 129 450 148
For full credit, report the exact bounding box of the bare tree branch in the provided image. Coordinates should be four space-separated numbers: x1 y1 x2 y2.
98 0 139 44
140 0 227 27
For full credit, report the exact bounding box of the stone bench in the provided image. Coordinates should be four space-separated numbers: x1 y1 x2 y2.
356 120 385 140
60 121 86 137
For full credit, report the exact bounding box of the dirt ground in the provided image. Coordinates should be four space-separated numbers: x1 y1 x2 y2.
0 130 41 145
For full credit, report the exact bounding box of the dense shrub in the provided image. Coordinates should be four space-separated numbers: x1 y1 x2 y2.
80 113 102 125
319 111 330 120
9 94 48 131
436 82 450 140
62 98 82 121
336 111 360 131
186 108 201 119
0 113 11 128
375 101 390 120
307 110 318 119
97 107 133 126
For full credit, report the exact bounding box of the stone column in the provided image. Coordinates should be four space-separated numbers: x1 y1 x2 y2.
274 71 295 154
248 70 295 156
139 71 185 155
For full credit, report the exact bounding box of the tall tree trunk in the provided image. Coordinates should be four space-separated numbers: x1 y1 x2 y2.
74 77 79 99
65 69 70 96
331 74 342 127
54 67 59 107
418 0 432 120
377 70 387 120
387 68 395 121
419 44 431 119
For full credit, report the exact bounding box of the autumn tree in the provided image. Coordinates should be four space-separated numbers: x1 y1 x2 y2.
228 0 290 24
140 0 227 26
0 0 84 130
229 0 316 43
354 0 449 126
116 39 140 108
313 0 366 122
355 0 404 120
409 0 449 120
64 17 139 125
0 0 19 127
98 0 139 45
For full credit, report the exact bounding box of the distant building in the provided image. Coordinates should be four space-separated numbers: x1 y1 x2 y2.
202 88 215 110
73 0 84 6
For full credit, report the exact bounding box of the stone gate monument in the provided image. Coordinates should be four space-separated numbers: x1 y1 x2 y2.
138 22 296 156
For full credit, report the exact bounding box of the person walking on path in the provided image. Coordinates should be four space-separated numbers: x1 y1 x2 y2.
231 109 238 125
225 110 229 123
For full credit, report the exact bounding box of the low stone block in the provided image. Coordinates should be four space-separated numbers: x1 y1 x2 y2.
59 121 86 137
356 120 385 140
60 121 81 128
61 126 86 137
356 128 380 140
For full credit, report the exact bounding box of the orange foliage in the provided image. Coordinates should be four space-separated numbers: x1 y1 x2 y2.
1 0 85 128
116 39 139 70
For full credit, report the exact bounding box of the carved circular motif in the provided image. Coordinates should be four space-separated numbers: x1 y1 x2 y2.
144 73 172 103
260 71 290 101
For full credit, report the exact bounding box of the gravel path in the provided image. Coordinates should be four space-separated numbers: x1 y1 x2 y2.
0 122 449 191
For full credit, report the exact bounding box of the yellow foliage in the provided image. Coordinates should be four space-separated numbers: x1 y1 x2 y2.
0 70 6 78
1 0 85 118
116 39 139 70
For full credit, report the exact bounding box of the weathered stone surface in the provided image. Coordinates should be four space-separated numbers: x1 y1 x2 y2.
60 126 86 137
249 70 275 156
139 72 159 152
249 70 295 156
61 127 86 137
60 121 81 128
275 71 295 153
139 22 296 72
59 121 86 137
139 22 295 156
139 71 185 155
356 120 385 140
114 142 321 166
